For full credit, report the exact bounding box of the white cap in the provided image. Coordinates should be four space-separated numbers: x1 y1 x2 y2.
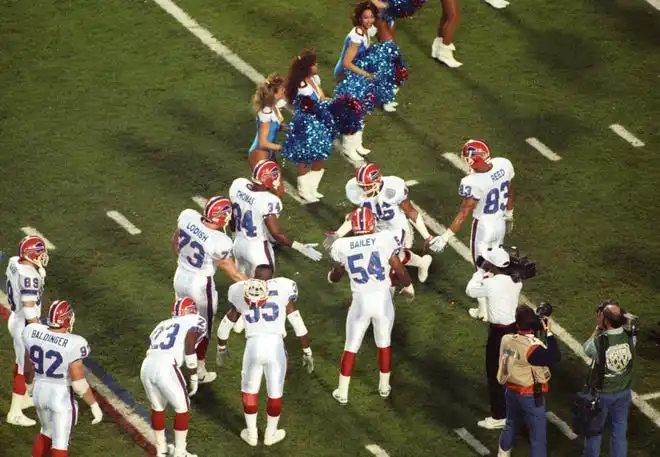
482 246 510 268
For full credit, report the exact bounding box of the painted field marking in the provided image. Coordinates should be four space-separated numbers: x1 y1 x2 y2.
639 391 660 401
525 137 562 161
106 211 142 235
644 0 660 11
609 124 645 148
442 152 470 175
404 179 419 187
149 0 660 431
546 411 578 440
454 428 490 456
192 195 207 209
365 444 391 457
20 227 57 250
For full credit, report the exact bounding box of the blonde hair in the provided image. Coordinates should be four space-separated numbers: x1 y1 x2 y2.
252 73 285 114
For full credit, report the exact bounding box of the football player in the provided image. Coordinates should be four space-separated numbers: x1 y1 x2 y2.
325 163 441 284
172 196 247 383
328 207 414 404
141 297 206 457
23 300 103 457
432 139 515 319
5 235 49 426
215 264 313 447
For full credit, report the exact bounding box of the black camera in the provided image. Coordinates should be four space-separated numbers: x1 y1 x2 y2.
507 246 537 282
535 302 553 320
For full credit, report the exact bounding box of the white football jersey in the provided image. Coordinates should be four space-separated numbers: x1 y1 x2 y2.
5 256 43 317
145 314 207 367
459 157 515 220
22 323 90 386
346 176 409 235
176 209 234 276
331 231 400 294
228 277 296 338
229 178 283 244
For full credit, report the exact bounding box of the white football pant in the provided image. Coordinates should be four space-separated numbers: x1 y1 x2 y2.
140 356 190 413
33 383 79 450
173 269 217 339
344 290 395 353
470 217 506 267
8 312 27 374
241 335 287 398
233 239 276 278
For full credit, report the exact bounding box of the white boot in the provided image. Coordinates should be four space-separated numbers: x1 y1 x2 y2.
308 169 325 199
432 40 462 68
342 134 365 166
355 130 371 156
383 101 397 112
297 174 318 203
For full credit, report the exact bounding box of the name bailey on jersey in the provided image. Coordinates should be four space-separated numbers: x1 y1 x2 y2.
349 237 376 250
29 328 70 348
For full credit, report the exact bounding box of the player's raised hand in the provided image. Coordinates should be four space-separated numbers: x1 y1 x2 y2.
323 232 340 251
216 345 230 368
90 403 103 425
292 241 323 261
426 236 447 253
399 284 415 302
188 374 199 398
302 348 314 374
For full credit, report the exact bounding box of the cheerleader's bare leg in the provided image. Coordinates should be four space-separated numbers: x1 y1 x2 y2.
432 0 462 68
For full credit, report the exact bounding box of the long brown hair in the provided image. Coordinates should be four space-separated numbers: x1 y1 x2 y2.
285 49 317 104
352 1 378 27
251 73 285 114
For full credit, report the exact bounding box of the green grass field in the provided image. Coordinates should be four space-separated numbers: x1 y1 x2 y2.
2 0 660 455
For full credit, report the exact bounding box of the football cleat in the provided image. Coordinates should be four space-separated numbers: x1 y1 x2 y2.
47 300 75 332
252 160 282 191
418 255 433 283
461 139 491 170
350 207 376 235
240 429 258 447
332 389 348 405
19 235 49 269
264 429 286 446
203 196 233 229
378 385 392 398
6 411 36 427
172 297 198 317
243 278 269 308
355 163 382 197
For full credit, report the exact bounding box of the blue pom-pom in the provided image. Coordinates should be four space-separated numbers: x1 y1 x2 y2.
282 96 335 164
329 95 368 135
382 0 427 23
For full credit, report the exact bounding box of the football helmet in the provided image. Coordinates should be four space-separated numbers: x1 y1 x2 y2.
244 278 269 308
461 139 491 170
203 196 232 229
19 235 49 268
356 163 382 198
47 300 75 332
252 160 282 191
350 207 376 235
172 297 198 317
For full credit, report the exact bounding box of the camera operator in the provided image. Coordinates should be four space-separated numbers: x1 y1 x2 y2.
496 305 561 457
581 300 635 457
465 246 521 430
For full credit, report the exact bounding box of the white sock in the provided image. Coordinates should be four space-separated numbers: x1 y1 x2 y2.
337 374 351 396
197 359 206 373
154 429 167 454
174 429 188 452
266 414 280 435
379 372 391 390
9 392 23 415
244 412 258 433
405 251 425 268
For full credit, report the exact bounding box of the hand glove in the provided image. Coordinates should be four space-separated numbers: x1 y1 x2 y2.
504 210 514 234
427 236 447 253
323 232 340 251
90 402 103 425
216 345 230 368
399 284 415 302
188 374 199 398
302 348 314 374
292 241 323 261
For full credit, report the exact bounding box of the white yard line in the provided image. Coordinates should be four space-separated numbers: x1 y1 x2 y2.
639 392 660 401
365 444 391 457
525 138 562 161
454 428 490 456
106 211 142 235
546 411 578 440
442 152 470 175
150 0 660 431
192 195 208 209
644 0 660 11
609 124 645 147
20 227 57 250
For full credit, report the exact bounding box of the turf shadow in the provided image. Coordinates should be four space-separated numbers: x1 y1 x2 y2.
191 386 245 437
592 0 660 49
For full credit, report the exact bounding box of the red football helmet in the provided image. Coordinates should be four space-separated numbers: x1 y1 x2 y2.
461 139 491 170
19 235 49 268
47 300 75 332
356 163 382 198
350 207 376 235
252 160 282 191
203 196 233 229
243 278 269 308
172 297 198 317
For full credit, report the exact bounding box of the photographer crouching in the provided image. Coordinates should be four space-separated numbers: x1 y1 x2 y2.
496 305 562 457
465 246 522 430
580 300 635 457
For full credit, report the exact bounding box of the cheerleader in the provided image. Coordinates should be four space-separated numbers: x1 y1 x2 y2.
284 50 328 203
248 73 286 170
334 1 381 163
431 0 462 67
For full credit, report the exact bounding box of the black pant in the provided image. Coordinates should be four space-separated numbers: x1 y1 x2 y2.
486 322 517 419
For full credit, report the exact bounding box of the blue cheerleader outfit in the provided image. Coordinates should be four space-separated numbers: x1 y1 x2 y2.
333 26 378 78
248 105 283 160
